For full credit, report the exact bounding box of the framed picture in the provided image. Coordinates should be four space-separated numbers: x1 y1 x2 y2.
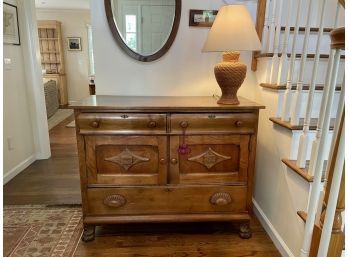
67 37 82 51
189 9 218 27
3 2 20 45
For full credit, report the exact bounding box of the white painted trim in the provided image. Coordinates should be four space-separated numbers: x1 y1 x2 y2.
19 0 51 160
3 155 36 185
253 198 295 257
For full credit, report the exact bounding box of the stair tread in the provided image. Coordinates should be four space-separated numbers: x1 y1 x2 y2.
260 83 342 91
269 117 335 131
256 53 345 59
282 159 327 183
297 211 308 222
280 26 333 33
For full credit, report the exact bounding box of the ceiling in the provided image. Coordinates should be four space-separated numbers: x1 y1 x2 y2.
35 0 90 10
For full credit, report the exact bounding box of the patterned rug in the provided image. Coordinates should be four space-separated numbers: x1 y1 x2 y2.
4 205 83 257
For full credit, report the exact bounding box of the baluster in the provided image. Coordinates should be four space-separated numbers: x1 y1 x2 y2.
281 0 303 121
269 0 284 84
308 2 341 174
290 0 315 126
265 0 278 83
300 26 344 257
261 0 271 53
267 0 277 53
296 0 329 168
317 119 344 257
276 0 292 86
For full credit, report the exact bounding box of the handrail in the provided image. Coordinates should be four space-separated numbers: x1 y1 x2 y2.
251 0 267 71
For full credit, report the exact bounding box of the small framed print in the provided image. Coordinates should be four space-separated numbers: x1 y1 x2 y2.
67 37 82 51
3 2 20 45
189 9 218 27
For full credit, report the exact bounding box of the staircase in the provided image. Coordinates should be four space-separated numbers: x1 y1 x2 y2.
251 0 345 256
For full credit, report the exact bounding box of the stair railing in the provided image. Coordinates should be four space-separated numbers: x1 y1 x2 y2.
281 0 302 122
300 26 345 257
296 0 333 168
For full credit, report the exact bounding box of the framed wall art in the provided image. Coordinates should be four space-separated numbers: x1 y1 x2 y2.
67 37 82 51
3 2 20 45
189 9 218 27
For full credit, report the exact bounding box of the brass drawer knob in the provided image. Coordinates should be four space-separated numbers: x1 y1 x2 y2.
170 158 178 165
235 120 243 127
91 121 100 128
210 192 232 206
148 121 157 128
180 121 189 128
103 194 126 208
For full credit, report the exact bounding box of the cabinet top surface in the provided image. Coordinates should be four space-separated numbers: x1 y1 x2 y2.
71 96 265 111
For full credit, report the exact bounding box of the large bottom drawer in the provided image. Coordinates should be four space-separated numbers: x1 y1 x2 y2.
86 185 247 215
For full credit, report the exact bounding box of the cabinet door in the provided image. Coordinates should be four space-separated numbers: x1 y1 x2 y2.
85 135 167 186
170 135 250 185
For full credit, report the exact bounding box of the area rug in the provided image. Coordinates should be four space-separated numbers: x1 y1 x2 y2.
4 205 83 257
65 120 75 128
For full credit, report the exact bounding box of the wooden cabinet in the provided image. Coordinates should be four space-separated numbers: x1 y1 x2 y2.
38 20 68 106
72 96 264 242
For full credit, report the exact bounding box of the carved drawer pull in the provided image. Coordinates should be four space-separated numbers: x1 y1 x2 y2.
235 120 243 127
180 121 189 128
148 121 157 128
170 158 178 165
90 121 100 128
121 114 129 119
210 192 232 206
104 194 127 208
160 158 166 165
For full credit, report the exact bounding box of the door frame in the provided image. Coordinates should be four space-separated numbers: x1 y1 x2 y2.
18 0 51 159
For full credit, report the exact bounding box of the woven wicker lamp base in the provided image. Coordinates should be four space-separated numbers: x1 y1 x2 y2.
214 51 247 105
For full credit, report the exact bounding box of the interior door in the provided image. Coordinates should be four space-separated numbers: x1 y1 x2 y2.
85 135 167 186
141 4 175 55
169 135 250 185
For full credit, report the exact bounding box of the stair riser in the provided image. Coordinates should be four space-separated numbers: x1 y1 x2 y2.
278 33 331 54
276 91 341 119
291 131 333 161
257 57 344 85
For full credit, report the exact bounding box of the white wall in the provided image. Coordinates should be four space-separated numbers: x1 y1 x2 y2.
36 9 91 103
4 0 36 182
90 0 260 101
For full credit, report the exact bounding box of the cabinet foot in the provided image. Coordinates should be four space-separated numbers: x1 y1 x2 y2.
82 225 95 242
239 222 252 239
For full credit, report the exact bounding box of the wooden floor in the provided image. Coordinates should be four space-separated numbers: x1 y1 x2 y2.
4 116 281 257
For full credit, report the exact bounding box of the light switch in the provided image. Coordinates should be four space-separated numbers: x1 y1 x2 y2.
7 137 14 150
4 58 12 70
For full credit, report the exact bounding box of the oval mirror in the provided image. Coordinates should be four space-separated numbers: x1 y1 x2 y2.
105 0 181 62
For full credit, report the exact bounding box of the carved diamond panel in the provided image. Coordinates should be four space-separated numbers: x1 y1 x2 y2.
188 147 231 169
105 148 149 171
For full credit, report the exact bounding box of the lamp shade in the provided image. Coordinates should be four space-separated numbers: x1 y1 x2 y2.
202 5 262 52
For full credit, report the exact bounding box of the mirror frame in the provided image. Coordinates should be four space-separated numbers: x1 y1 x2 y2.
105 0 182 62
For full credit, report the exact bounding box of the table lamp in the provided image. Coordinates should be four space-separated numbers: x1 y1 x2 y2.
203 5 262 105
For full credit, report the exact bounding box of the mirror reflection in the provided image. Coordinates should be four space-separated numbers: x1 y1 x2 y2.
111 0 176 56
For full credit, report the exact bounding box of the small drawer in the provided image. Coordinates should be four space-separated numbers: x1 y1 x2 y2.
76 113 166 134
170 113 257 134
86 185 247 216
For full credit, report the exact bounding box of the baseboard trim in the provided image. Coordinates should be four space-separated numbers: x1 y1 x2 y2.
4 155 36 185
253 198 295 257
